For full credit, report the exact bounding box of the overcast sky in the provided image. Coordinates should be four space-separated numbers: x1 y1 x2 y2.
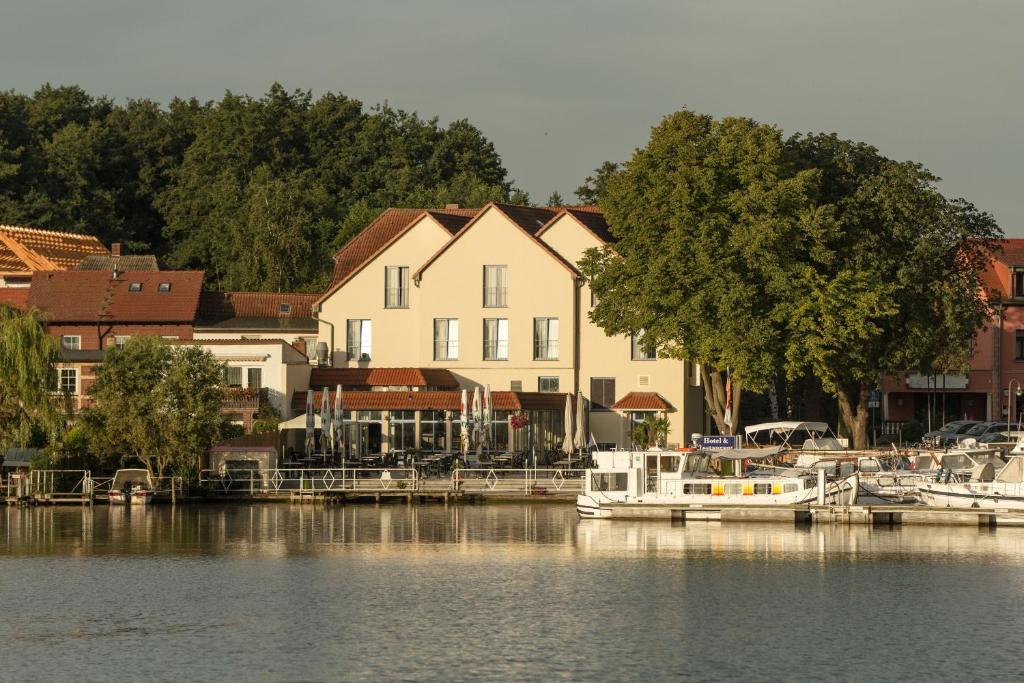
2 0 1021 232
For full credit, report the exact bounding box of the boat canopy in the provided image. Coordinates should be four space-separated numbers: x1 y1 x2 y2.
715 446 783 460
744 421 831 448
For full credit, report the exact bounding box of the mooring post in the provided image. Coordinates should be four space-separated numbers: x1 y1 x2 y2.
817 468 826 506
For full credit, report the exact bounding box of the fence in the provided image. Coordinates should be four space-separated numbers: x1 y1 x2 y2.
199 467 419 494
451 468 585 495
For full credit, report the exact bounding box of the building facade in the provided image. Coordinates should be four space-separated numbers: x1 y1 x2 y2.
312 203 705 455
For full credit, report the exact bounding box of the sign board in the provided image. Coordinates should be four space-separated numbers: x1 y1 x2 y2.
696 435 741 451
868 390 880 408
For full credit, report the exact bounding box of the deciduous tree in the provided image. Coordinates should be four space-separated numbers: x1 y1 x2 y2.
0 305 60 448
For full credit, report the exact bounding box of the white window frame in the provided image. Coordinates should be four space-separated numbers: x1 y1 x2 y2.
58 368 78 395
538 376 560 393
433 318 459 361
533 317 559 360
347 319 372 360
483 265 508 308
61 335 81 351
385 266 410 308
483 318 509 360
114 335 130 349
631 331 657 361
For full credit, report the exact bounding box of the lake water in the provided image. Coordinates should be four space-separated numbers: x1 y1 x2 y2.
1 503 1022 682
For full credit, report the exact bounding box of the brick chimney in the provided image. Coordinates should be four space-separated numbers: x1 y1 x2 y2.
111 243 122 257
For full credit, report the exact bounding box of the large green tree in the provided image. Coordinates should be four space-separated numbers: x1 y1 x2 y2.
83 337 224 481
783 134 1000 447
0 305 60 449
579 110 821 434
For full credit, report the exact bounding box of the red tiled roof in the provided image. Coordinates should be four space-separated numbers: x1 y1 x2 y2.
318 207 478 306
0 225 108 275
291 389 567 412
27 270 204 323
612 392 673 411
197 291 318 322
0 288 30 311
309 367 459 389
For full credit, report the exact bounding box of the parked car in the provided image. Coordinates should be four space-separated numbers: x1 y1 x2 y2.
922 420 981 447
954 421 1008 444
976 430 1024 445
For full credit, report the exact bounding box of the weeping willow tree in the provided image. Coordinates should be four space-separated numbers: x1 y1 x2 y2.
0 305 60 448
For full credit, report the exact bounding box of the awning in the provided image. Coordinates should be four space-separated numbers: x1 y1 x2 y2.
715 446 784 460
612 392 672 411
279 414 322 430
290 389 568 412
744 421 829 436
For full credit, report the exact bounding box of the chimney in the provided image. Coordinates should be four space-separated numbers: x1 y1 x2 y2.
444 203 460 210
111 243 122 257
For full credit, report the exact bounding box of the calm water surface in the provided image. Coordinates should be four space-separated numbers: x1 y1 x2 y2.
1 503 1022 682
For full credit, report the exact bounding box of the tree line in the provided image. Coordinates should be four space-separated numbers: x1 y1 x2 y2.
0 84 523 291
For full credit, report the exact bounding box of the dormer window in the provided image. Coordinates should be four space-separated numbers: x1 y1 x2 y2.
128 282 142 293
157 282 171 293
1013 268 1024 299
279 303 292 315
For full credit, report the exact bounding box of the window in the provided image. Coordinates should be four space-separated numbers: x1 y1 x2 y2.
385 266 409 308
1014 269 1024 298
389 410 417 451
247 368 262 391
590 289 598 307
483 265 508 307
483 318 509 360
58 368 77 395
114 335 130 349
591 472 628 492
538 376 560 393
533 317 559 360
590 378 616 410
434 319 459 360
510 380 523 391
161 336 179 341
61 335 81 351
754 483 774 495
279 303 292 315
631 332 656 360
128 282 142 292
1017 330 1024 361
683 483 713 495
347 319 372 360
157 282 171 293
725 483 743 496
420 410 448 452
224 366 243 388
659 455 680 473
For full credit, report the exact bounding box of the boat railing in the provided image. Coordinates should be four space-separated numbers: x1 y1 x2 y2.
199 467 419 494
450 468 585 494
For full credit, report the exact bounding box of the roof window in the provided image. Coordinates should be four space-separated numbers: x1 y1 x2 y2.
279 303 292 315
158 282 171 293
128 282 143 293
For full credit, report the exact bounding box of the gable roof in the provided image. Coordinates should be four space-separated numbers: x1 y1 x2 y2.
28 270 204 323
196 291 319 330
75 254 160 271
612 392 673 411
308 367 459 390
0 225 108 276
412 203 581 281
318 207 478 306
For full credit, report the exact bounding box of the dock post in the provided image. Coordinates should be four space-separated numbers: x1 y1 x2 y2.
817 469 826 506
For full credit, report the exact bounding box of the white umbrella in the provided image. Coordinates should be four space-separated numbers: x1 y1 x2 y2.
304 390 315 458
574 391 587 452
472 386 482 459
333 384 344 460
482 384 493 451
562 393 574 455
320 388 331 455
460 389 470 459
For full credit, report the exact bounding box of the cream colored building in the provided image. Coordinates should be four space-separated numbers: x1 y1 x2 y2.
313 203 705 453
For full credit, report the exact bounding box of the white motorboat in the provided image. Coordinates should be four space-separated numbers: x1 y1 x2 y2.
918 438 1024 509
107 469 155 505
576 447 859 519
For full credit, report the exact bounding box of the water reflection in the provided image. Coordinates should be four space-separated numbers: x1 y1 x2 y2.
5 503 1024 565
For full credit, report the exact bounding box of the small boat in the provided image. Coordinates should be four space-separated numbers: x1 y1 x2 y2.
576 447 859 519
107 469 155 505
918 438 1024 509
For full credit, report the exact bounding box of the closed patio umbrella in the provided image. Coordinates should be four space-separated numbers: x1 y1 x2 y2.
482 384 493 450
304 390 315 458
320 388 331 456
472 386 482 459
333 384 344 460
460 389 470 460
574 391 587 453
562 393 574 455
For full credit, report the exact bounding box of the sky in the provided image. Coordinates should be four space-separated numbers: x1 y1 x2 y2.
2 0 1022 232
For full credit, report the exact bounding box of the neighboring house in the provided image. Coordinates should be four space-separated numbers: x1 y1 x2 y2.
0 224 109 309
194 291 319 360
185 339 312 429
881 239 1024 426
311 203 705 455
73 243 160 272
28 269 204 411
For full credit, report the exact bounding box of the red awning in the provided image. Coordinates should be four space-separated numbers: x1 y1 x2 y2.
612 392 672 411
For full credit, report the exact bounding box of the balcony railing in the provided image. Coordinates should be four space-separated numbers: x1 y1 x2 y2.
534 341 559 360
483 341 509 360
222 387 268 411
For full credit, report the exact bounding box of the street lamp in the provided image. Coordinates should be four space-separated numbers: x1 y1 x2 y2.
1008 379 1024 440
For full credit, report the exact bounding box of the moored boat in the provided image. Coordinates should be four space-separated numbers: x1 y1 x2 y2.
576 447 858 519
918 453 1024 509
107 469 155 505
